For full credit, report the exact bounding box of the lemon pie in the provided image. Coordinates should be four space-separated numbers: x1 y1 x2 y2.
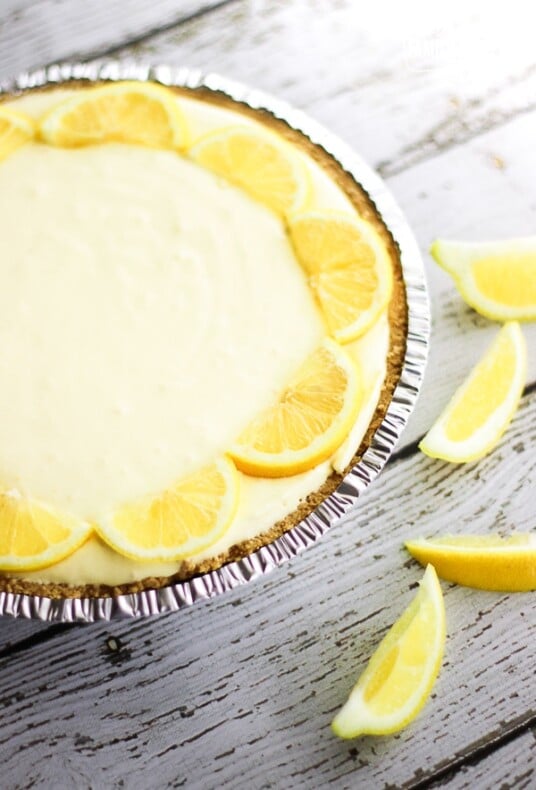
0 80 407 598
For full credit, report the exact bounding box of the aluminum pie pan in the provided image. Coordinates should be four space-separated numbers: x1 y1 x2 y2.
0 61 430 623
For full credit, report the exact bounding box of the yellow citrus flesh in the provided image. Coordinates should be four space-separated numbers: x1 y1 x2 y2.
420 322 526 463
229 339 362 477
97 457 239 562
331 565 445 738
39 81 189 149
431 237 536 320
406 534 536 592
0 108 35 161
0 490 91 571
289 212 393 342
189 126 309 216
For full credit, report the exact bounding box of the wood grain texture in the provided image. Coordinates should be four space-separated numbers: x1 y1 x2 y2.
118 0 535 175
1 1 38 15
0 1 535 787
0 619 52 652
0 392 534 787
0 0 235 79
386 108 536 448
435 729 536 789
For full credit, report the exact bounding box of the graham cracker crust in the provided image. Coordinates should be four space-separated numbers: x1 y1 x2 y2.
0 83 408 600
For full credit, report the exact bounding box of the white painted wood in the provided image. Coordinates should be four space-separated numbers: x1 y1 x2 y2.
118 0 536 175
0 0 227 79
1 0 37 14
1 0 534 179
387 109 536 449
439 729 536 789
0 1 535 786
0 392 534 787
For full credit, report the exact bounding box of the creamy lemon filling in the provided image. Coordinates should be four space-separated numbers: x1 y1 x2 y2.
0 90 389 586
0 141 324 516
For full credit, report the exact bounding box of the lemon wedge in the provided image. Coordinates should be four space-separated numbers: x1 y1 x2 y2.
289 212 393 342
189 126 309 215
39 81 189 149
431 237 536 321
420 322 526 463
0 489 91 572
331 565 445 738
0 107 35 161
97 457 239 562
229 340 361 477
406 534 536 591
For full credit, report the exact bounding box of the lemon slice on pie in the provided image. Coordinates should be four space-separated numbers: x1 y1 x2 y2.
0 489 91 572
431 237 536 321
420 322 526 463
189 126 309 215
0 108 35 161
331 565 445 738
39 81 189 149
405 534 536 592
98 457 239 562
289 211 393 342
229 339 361 477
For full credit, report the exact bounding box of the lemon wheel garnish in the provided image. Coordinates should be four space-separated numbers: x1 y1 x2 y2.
229 340 361 477
288 211 393 342
406 534 536 592
189 126 309 216
0 490 91 572
420 322 526 463
97 457 239 562
331 565 445 738
0 107 35 161
431 237 536 321
39 81 189 149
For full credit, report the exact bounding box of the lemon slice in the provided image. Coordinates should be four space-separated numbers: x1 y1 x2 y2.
420 322 526 463
431 237 536 321
97 457 239 562
189 126 309 215
331 565 445 738
229 339 361 477
40 81 189 149
289 212 393 342
0 108 35 161
406 534 536 592
0 489 91 572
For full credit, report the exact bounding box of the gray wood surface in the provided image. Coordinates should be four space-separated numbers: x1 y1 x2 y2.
0 0 232 77
438 729 536 790
0 1 535 788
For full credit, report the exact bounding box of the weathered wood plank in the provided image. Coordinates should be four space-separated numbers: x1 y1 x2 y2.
386 108 536 448
0 619 51 651
1 1 37 15
117 0 536 175
0 391 534 787
1 0 534 180
0 0 236 79
436 728 536 790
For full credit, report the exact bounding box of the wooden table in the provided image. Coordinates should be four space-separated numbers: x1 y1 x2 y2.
0 1 534 787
